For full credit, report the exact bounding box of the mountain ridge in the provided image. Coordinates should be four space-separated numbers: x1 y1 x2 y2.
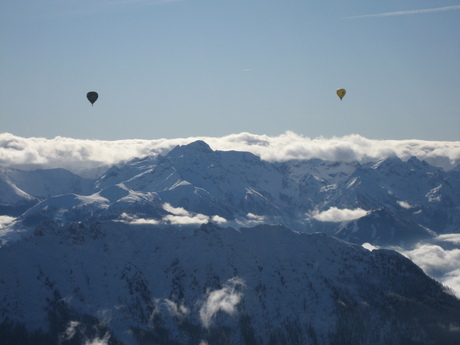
1 222 459 345
2 140 459 247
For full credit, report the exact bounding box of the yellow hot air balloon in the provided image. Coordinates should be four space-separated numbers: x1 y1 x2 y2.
336 88 346 101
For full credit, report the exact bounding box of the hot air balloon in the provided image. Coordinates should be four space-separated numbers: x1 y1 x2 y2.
87 91 98 105
336 88 346 101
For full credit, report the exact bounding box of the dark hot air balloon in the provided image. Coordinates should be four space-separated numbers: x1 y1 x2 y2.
87 91 98 105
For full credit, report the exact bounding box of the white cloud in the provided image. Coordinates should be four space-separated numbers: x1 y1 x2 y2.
436 233 460 244
199 277 244 328
362 243 378 251
247 213 266 223
1 132 459 176
0 216 18 246
397 201 413 209
85 333 110 345
365 235 460 298
162 203 226 225
236 213 267 227
247 213 265 221
0 216 16 229
163 213 209 225
345 5 460 19
443 268 460 298
118 206 228 226
155 298 189 318
163 203 191 216
403 244 460 277
311 207 368 222
211 215 227 224
396 234 460 298
118 213 160 225
60 321 80 342
59 321 110 345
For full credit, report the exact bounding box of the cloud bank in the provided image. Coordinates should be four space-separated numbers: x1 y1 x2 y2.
368 234 460 298
402 241 460 296
1 132 459 176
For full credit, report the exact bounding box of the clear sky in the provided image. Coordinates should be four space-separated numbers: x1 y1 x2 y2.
1 0 459 141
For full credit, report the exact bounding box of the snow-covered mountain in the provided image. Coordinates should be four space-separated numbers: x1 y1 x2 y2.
0 167 94 217
1 222 459 345
2 140 459 246
2 141 460 344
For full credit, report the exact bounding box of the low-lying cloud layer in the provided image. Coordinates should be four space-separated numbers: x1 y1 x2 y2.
1 132 459 176
401 239 460 298
365 234 460 298
118 204 227 226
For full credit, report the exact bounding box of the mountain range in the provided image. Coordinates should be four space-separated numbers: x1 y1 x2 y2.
1 140 459 246
1 222 459 345
1 140 460 345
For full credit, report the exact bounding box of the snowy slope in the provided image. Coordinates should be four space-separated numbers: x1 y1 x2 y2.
1 222 459 345
1 167 95 198
0 169 38 216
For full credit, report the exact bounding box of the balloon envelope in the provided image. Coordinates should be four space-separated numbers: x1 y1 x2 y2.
87 91 98 105
336 88 346 100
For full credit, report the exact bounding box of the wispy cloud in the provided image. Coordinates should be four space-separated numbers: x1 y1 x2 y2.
236 213 270 227
345 5 460 19
199 277 245 328
85 333 110 345
118 213 160 225
58 320 110 345
60 321 81 342
436 233 460 244
154 298 189 318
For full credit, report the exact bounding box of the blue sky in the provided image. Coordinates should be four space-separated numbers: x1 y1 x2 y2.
1 0 459 140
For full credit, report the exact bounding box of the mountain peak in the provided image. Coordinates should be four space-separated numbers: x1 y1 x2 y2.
372 155 403 170
170 140 213 155
407 156 433 170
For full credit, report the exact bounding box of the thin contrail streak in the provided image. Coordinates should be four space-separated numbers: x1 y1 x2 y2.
344 5 460 19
